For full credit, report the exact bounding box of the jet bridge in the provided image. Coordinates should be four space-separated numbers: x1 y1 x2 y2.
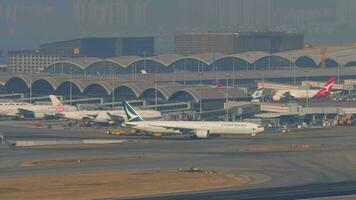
0 93 24 100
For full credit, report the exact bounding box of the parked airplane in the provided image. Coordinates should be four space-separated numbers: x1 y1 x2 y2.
122 101 264 138
0 97 76 118
271 77 337 101
49 95 161 123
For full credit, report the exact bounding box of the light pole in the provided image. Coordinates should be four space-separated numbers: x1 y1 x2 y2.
173 65 176 83
29 66 32 103
199 72 203 119
293 56 296 87
212 52 218 83
70 65 73 106
226 74 229 122
183 59 186 86
155 64 158 111
61 48 64 74
112 64 115 109
337 57 341 84
199 61 205 86
143 51 146 72
262 68 265 102
289 53 296 87
305 70 310 110
268 55 271 71
289 53 292 71
131 63 134 81
134 63 137 81
30 50 40 103
232 59 235 88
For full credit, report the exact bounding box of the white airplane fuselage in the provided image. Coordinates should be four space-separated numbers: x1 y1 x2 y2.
286 89 319 99
273 89 321 101
272 77 336 101
0 103 31 116
125 121 264 135
60 109 162 121
0 103 76 117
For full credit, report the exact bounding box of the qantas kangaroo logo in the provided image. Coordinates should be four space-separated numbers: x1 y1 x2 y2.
313 77 336 98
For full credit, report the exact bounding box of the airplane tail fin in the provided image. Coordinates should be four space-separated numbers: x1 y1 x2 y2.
251 88 263 101
49 95 65 112
313 77 337 98
123 101 143 122
322 76 337 93
324 76 337 89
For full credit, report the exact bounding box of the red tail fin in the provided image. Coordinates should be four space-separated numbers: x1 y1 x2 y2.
324 76 337 87
313 77 336 98
55 103 65 112
50 95 65 112
215 82 224 88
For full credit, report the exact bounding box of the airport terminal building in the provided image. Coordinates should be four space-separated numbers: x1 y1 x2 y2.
175 32 304 55
8 37 156 73
3 34 356 116
42 45 356 76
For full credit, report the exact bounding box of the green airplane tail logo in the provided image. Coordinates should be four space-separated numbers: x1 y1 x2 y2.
123 102 143 122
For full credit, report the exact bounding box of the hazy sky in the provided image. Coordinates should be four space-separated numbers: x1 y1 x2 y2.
1 0 356 53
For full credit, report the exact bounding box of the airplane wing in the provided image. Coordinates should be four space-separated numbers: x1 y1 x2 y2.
284 91 295 98
150 124 200 134
273 90 289 101
17 108 35 116
273 90 285 96
330 91 343 95
55 112 96 121
78 113 98 120
17 108 52 118
150 124 210 138
87 114 98 118
276 90 289 96
106 112 124 122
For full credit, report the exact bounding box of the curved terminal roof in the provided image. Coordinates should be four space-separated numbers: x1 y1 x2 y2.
43 47 356 74
218 51 269 64
63 57 102 69
106 56 142 68
2 75 249 102
150 54 183 66
191 52 225 64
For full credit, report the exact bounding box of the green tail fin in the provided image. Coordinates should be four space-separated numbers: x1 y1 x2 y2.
123 101 143 122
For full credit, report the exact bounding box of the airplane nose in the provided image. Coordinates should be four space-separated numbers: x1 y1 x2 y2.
252 127 264 134
256 127 265 133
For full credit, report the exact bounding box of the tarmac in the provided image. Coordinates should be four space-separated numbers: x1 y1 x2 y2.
1 121 356 199
128 181 356 200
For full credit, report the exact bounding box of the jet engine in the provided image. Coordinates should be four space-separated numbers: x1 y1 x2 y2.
272 90 287 102
33 113 45 119
272 94 283 101
194 130 209 139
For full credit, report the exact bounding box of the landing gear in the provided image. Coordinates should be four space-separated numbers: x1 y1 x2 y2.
183 134 195 140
